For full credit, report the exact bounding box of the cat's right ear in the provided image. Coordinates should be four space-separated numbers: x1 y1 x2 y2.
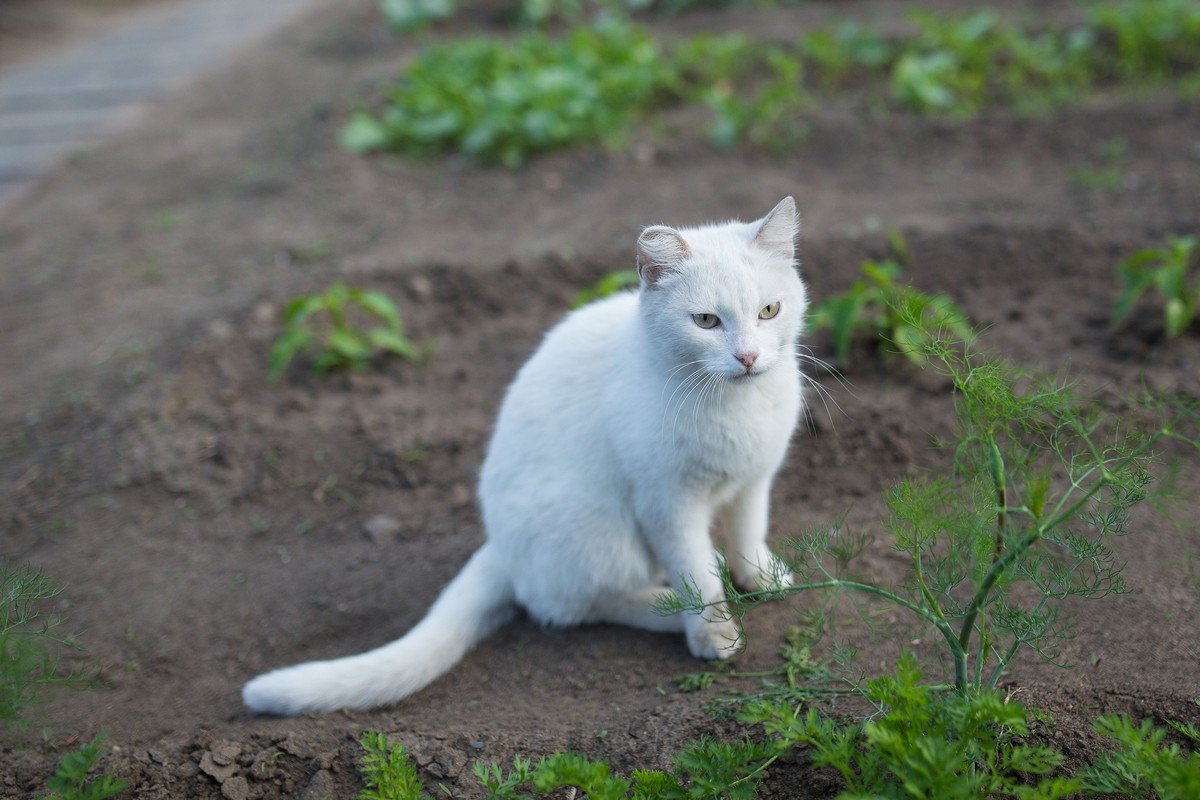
637 226 690 287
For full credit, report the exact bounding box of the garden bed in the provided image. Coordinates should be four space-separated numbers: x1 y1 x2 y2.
1 0 1198 797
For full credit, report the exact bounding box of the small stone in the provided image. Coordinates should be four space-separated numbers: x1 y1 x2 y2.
468 740 485 751
363 514 402 543
211 742 242 766
449 484 471 507
409 275 433 300
222 776 250 800
208 319 235 340
300 770 334 800
200 751 238 783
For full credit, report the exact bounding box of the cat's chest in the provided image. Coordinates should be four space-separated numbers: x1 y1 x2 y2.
670 380 799 486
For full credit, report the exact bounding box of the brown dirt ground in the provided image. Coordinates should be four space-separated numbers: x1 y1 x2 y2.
2 0 1199 797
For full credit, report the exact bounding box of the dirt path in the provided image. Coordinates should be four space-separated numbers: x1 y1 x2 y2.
1 1 1198 797
0 0 323 206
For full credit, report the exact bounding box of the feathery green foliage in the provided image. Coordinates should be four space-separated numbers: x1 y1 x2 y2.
806 257 973 366
359 731 431 800
1113 234 1199 337
1081 713 1200 798
45 734 126 800
660 320 1200 696
476 739 774 799
744 653 1080 799
1 561 95 728
270 283 425 379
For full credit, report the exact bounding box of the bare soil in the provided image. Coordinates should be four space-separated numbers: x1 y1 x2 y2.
1 1 1198 797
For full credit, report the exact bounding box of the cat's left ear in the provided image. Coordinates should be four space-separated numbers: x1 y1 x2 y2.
752 196 799 261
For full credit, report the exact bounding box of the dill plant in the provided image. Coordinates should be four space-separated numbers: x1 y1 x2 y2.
44 734 126 800
359 731 431 800
1 561 95 729
660 322 1200 696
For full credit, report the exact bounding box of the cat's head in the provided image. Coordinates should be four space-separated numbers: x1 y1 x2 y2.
636 196 807 381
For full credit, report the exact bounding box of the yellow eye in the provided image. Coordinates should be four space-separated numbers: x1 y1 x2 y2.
759 302 781 320
692 313 720 329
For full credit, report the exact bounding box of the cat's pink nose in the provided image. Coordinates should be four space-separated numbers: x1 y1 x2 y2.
736 351 759 369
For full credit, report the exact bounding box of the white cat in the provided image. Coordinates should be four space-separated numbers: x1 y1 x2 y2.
243 197 807 715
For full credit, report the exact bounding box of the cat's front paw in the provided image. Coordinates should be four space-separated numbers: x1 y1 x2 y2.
686 616 743 660
731 553 794 593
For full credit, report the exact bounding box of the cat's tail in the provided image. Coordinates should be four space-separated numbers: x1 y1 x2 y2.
242 543 514 715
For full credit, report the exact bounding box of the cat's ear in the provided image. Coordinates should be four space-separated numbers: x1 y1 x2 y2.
637 226 691 286
752 196 799 261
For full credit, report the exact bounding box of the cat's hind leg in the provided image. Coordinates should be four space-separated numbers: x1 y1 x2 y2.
586 586 686 633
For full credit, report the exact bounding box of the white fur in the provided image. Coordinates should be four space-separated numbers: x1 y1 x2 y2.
243 197 808 715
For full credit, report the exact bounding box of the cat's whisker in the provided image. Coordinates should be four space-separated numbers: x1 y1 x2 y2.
798 370 843 432
663 366 710 439
793 348 856 395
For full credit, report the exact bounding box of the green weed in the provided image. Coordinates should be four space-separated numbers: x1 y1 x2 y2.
806 257 973 366
360 731 430 800
45 734 126 800
1 561 95 729
1113 234 1199 337
1081 713 1200 798
269 283 426 379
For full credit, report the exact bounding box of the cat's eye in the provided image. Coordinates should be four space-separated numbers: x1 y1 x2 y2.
692 313 720 329
759 302 781 320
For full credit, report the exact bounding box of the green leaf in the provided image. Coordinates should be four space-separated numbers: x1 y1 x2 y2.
341 112 391 154
367 329 421 361
354 290 403 331
1165 296 1194 338
269 327 313 380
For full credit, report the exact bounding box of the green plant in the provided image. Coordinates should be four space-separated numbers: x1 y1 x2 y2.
571 269 640 308
799 21 891 85
360 731 431 800
673 34 809 149
1 561 94 728
342 22 675 167
1113 234 1200 337
1081 713 1200 798
1091 0 1200 81
745 653 1079 799
269 283 425 379
890 10 1093 116
662 323 1200 696
45 734 126 800
806 258 973 366
476 738 774 799
378 0 455 33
